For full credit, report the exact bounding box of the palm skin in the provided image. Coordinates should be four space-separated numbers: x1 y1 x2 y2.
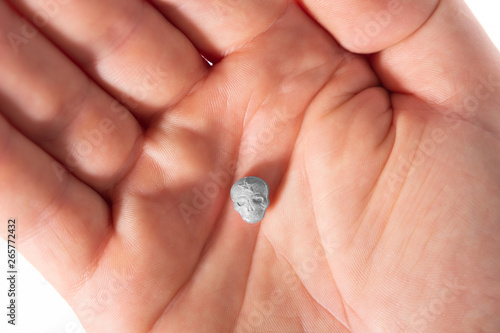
1 0 499 332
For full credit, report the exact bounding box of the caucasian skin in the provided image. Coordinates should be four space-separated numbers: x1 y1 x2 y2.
0 0 499 332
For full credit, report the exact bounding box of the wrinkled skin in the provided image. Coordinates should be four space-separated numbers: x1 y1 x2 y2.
1 0 500 332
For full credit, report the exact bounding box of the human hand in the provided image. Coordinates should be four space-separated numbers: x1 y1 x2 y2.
1 0 499 332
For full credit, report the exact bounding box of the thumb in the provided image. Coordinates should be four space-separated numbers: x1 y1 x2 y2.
297 0 440 53
299 0 500 132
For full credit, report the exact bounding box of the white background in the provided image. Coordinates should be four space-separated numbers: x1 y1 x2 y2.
1 1 499 332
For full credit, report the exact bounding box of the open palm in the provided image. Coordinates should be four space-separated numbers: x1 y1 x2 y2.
1 0 499 332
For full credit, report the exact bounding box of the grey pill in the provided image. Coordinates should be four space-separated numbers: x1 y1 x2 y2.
231 176 270 223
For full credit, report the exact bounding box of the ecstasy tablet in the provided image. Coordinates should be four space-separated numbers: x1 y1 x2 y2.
230 176 270 223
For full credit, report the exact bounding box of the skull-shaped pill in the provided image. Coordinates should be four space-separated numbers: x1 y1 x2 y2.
230 176 270 223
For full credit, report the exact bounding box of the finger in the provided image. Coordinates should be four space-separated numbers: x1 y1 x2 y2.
151 0 289 60
299 0 500 131
0 1 142 194
10 0 208 120
0 113 111 300
297 0 439 54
